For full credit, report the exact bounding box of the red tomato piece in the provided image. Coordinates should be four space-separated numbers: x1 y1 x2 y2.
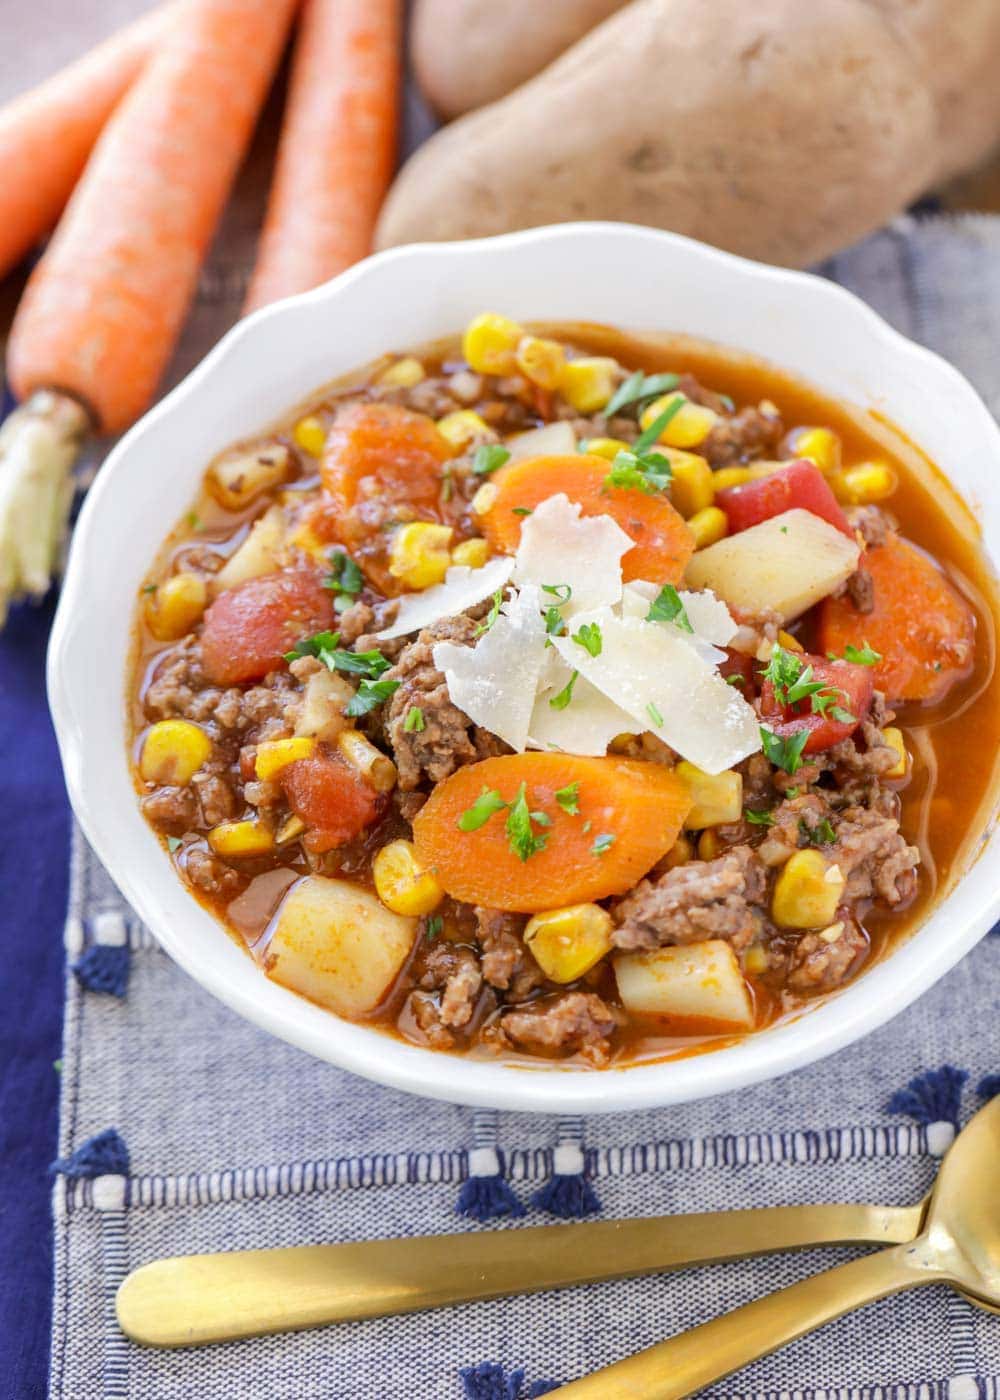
759 653 873 753
717 460 852 537
201 569 333 685
281 754 381 853
719 648 757 697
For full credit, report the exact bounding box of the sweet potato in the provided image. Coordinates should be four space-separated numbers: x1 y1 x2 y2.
378 0 1000 269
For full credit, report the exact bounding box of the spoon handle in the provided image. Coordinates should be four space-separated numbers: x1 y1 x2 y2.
115 1201 921 1347
552 1241 934 1399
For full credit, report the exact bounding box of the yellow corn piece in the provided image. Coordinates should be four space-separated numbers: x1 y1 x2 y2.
677 761 743 829
772 849 845 929
208 820 275 858
523 903 614 984
377 356 425 388
641 393 718 448
559 356 619 413
664 834 695 870
255 737 316 782
451 537 490 569
436 409 492 450
697 830 722 861
293 415 327 458
687 506 728 550
388 522 454 590
145 572 207 641
373 839 444 917
830 461 898 506
583 437 630 461
139 720 212 786
208 444 292 510
881 726 908 780
777 630 804 652
515 335 565 391
711 466 752 493
462 312 524 376
336 730 397 792
665 450 713 518
787 426 841 475
289 517 329 561
471 482 498 516
743 944 769 976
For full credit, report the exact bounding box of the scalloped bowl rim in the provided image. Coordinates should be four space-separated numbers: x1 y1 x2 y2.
47 222 1000 1114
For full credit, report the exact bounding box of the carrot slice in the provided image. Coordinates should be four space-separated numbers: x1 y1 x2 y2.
8 0 299 433
478 454 695 584
0 3 172 281
817 534 975 704
412 753 691 913
244 0 401 312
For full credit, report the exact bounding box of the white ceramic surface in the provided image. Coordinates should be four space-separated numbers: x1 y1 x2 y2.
48 223 1000 1114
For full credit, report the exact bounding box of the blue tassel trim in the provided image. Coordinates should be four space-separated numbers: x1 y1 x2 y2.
460 1362 558 1398
71 943 130 997
978 1072 1000 1101
886 1064 967 1125
532 1172 601 1219
456 1172 525 1223
52 1128 129 1179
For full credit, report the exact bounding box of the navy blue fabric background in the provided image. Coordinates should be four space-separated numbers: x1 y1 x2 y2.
0 596 68 1399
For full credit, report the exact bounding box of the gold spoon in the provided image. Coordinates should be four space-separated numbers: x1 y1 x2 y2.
553 1095 1000 1397
117 1195 925 1347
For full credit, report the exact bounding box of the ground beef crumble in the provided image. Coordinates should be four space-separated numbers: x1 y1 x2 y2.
613 846 768 952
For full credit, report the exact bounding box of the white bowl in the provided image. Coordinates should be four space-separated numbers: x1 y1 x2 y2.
48 223 1000 1114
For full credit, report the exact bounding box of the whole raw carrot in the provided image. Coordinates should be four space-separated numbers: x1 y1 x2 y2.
0 4 173 280
243 0 401 314
8 0 299 434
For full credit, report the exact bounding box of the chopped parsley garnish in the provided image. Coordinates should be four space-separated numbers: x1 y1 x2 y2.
762 644 805 705
726 673 746 687
604 447 673 495
141 582 157 595
744 809 775 827
842 642 882 666
799 816 837 847
457 787 508 832
425 915 443 940
632 394 686 453
542 583 573 603
185 511 201 531
603 370 681 419
285 630 341 668
543 583 573 638
555 781 580 815
323 550 363 608
760 725 810 775
329 647 391 679
403 706 425 733
167 835 183 852
440 468 454 503
506 782 549 862
646 583 693 631
829 705 857 725
763 644 853 722
473 443 511 476
591 832 616 856
474 588 504 637
344 678 400 717
512 506 533 517
548 670 579 710
646 701 664 727
572 621 603 657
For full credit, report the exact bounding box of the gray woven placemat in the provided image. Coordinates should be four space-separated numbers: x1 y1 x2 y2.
52 214 1000 1400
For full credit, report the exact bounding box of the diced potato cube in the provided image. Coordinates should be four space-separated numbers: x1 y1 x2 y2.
215 506 286 591
145 572 207 641
684 509 860 621
677 761 742 828
263 876 418 1017
524 903 613 983
207 444 292 510
255 737 316 782
614 940 754 1027
505 420 577 460
772 849 845 929
373 840 443 916
294 668 355 743
140 720 212 785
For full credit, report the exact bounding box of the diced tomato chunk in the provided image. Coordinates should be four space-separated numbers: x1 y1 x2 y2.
759 653 873 753
717 459 852 537
201 569 333 685
281 754 381 853
719 648 757 697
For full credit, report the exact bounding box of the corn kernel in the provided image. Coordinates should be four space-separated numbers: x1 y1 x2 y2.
208 444 291 510
664 834 695 870
711 466 753 493
515 335 565 391
451 537 490 569
140 720 212 786
462 312 523 376
145 571 207 641
336 730 397 792
786 426 841 475
641 393 718 448
289 518 329 561
255 737 316 782
830 461 898 506
881 726 908 780
777 630 804 652
373 839 443 916
293 415 327 458
582 437 630 461
208 819 275 858
744 944 769 976
377 356 425 388
697 830 722 861
471 483 498 516
688 506 728 550
523 903 614 984
772 849 845 929
388 522 454 590
665 450 713 518
559 357 619 413
436 409 493 451
677 761 743 829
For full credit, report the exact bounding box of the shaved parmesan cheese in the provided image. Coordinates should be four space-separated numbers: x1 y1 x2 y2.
432 585 548 752
376 556 513 641
506 421 576 461
552 610 760 774
513 494 633 617
528 653 638 754
621 581 735 664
